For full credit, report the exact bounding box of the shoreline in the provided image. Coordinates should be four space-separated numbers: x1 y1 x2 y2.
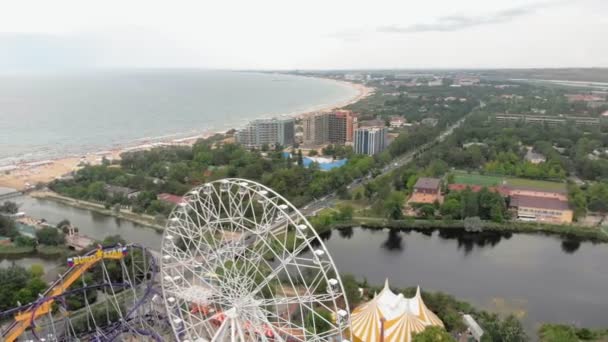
0 76 373 191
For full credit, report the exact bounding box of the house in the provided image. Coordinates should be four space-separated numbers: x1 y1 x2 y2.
104 185 140 199
565 94 604 103
510 195 573 224
524 148 546 164
389 116 407 128
409 178 442 204
158 193 186 206
421 118 438 127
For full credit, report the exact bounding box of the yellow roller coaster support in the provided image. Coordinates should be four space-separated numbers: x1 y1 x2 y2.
5 248 127 342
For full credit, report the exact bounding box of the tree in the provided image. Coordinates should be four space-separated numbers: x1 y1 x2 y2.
341 273 362 307
15 236 36 247
418 204 436 218
0 201 19 214
464 216 483 232
30 264 45 278
36 227 65 246
412 326 454 342
57 219 71 229
336 204 354 221
539 324 578 342
0 216 18 239
440 198 462 219
297 149 304 167
304 309 332 334
308 149 318 157
384 192 405 220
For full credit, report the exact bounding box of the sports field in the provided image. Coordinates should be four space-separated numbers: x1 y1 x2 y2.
451 171 566 191
452 172 503 186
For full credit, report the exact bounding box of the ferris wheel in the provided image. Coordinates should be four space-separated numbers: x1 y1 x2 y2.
160 178 351 342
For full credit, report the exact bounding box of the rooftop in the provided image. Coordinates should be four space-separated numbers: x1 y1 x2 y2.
103 184 137 196
414 177 441 191
158 193 186 205
510 195 570 211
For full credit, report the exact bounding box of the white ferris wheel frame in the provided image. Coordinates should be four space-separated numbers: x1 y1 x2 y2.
159 178 352 342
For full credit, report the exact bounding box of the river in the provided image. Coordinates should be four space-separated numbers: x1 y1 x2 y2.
314 227 608 332
10 196 608 332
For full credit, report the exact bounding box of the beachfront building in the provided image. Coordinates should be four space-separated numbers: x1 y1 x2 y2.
409 177 442 204
351 280 444 342
235 117 294 149
303 110 357 146
354 126 387 155
510 195 573 224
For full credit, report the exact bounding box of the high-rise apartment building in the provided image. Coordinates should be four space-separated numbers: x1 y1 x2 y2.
235 117 294 149
303 110 357 146
354 126 387 155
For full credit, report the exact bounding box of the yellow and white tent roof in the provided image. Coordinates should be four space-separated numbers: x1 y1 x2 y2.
350 279 444 342
351 293 385 342
384 313 427 342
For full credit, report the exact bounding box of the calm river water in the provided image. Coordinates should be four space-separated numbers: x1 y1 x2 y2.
11 196 608 331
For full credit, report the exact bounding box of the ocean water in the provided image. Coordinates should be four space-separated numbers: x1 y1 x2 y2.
0 70 358 165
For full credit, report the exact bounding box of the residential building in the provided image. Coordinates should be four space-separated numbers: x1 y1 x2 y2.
421 118 438 127
235 117 294 149
565 94 605 103
389 116 407 128
510 195 573 224
409 177 442 204
303 110 357 146
495 114 600 126
354 126 387 155
525 148 546 164
103 185 140 199
507 186 568 201
158 193 186 206
427 78 443 86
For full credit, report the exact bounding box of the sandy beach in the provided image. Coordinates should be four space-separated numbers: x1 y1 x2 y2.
0 78 373 191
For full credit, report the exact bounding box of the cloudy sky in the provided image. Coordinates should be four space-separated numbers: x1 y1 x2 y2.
0 0 607 71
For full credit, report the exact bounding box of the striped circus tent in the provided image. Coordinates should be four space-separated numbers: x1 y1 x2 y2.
350 280 444 342
384 313 427 342
415 286 444 328
351 293 384 342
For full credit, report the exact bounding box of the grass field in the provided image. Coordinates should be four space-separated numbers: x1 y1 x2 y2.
452 172 503 186
451 171 566 191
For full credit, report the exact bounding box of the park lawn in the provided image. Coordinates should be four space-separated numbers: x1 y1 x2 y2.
452 172 503 186
504 177 566 191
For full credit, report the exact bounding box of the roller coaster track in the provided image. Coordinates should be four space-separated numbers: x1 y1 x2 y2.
0 244 158 342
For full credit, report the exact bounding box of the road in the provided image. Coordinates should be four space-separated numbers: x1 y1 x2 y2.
299 114 470 217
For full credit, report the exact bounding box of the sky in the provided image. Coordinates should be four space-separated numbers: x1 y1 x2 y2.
0 0 607 71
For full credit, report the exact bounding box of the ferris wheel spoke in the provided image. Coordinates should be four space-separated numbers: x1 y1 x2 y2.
161 179 350 341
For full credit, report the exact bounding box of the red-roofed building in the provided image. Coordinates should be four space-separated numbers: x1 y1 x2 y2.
158 193 186 206
447 184 510 196
565 94 605 102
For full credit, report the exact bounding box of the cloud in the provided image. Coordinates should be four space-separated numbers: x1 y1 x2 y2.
377 1 563 34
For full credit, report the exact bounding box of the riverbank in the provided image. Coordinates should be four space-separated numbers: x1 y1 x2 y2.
0 244 72 258
29 191 165 232
0 76 372 191
331 216 608 242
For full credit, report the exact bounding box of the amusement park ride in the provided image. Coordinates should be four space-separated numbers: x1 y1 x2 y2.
0 179 352 341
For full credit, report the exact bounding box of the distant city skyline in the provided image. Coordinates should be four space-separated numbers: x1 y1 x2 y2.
1 0 607 72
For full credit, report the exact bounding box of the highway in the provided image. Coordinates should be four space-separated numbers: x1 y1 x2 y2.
299 114 470 217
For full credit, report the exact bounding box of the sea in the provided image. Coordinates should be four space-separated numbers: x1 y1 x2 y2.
0 70 358 166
